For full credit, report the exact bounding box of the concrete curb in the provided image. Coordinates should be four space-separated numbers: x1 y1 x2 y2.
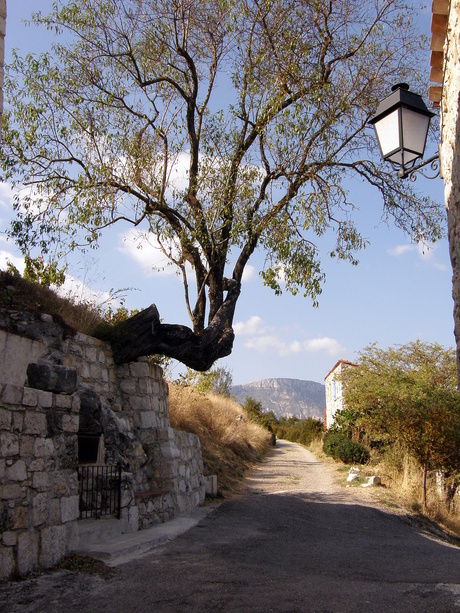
72 505 219 567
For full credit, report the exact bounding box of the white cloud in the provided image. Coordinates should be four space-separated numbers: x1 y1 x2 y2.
234 315 265 336
0 183 15 209
244 335 303 357
388 242 447 271
242 264 256 281
303 336 345 355
388 244 414 257
56 275 116 309
118 229 180 276
235 315 344 359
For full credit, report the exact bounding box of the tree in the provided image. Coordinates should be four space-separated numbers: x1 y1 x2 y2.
1 0 445 369
178 365 233 396
340 341 460 508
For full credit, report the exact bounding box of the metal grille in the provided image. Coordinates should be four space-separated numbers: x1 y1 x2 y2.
78 464 121 519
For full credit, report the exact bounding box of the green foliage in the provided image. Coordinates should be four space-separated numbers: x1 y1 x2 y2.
275 415 324 447
0 0 445 369
322 429 369 464
178 366 233 397
7 255 66 288
240 396 277 446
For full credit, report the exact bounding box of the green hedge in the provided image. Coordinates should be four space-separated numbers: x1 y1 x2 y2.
323 430 369 464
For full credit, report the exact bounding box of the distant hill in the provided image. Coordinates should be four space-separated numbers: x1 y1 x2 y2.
231 378 325 420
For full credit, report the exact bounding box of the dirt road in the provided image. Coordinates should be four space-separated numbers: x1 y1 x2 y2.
2 440 460 612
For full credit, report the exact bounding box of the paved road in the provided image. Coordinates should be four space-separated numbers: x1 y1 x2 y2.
2 440 460 612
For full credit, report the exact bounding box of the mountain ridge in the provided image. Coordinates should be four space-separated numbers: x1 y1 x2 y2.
231 377 325 420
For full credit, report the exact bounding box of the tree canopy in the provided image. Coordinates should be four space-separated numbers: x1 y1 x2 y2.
1 0 445 368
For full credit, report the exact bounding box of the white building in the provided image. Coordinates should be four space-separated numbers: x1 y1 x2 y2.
324 360 357 429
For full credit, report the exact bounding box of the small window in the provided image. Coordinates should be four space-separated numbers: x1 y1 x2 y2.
333 380 337 401
78 435 101 464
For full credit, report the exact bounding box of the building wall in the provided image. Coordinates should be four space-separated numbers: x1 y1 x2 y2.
441 1 460 382
324 361 356 429
0 311 206 579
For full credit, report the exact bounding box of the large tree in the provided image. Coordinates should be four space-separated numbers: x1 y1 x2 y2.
1 0 444 369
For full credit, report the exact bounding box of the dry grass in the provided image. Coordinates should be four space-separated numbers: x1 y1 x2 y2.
168 384 272 496
0 271 105 334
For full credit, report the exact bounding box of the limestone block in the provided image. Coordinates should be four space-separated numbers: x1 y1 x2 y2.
0 544 15 580
9 506 28 531
61 495 79 523
12 411 24 432
55 394 73 409
129 362 150 378
24 411 47 435
22 387 38 407
28 459 45 472
39 524 68 568
160 442 181 460
6 460 27 482
128 505 139 533
33 471 51 491
49 498 61 524
53 474 69 496
33 492 49 526
61 414 79 433
130 396 152 412
27 363 78 395
17 531 39 575
0 483 23 499
0 431 19 457
19 435 34 457
34 438 55 458
0 459 4 478
2 531 17 546
38 390 53 408
1 384 23 405
85 345 98 362
139 411 158 429
0 407 12 429
120 379 137 395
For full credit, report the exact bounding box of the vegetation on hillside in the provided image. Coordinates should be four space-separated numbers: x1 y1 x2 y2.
168 385 272 496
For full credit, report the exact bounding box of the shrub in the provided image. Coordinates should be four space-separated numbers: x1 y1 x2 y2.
323 430 369 464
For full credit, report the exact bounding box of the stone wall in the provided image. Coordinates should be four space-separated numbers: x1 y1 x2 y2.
0 383 80 579
441 1 460 382
0 310 206 579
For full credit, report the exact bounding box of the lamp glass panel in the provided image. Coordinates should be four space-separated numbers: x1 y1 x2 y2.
373 109 401 158
400 107 430 156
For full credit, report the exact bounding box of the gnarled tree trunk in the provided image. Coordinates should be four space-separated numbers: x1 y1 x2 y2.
105 281 241 371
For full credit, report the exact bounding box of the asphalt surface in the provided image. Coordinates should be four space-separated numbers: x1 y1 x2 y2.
2 440 460 612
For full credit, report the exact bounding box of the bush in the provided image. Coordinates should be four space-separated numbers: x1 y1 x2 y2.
323 430 369 464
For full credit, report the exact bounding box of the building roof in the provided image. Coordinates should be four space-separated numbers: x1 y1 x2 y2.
324 359 358 381
429 0 450 106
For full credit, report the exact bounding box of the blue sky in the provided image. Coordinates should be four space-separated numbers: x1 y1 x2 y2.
0 1 453 386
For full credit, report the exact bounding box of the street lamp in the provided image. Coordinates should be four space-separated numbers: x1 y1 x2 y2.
370 83 439 180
